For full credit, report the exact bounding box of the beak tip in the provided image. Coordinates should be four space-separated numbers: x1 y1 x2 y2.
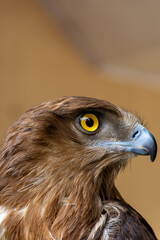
150 138 157 162
151 155 156 162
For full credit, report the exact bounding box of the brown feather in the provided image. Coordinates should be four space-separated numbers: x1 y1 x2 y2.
0 96 157 239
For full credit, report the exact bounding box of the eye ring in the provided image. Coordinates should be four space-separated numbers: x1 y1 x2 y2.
79 113 99 133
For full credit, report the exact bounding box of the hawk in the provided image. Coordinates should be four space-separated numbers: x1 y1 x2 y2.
0 96 157 239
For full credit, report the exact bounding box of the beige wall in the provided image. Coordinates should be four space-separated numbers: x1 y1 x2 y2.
1 0 160 237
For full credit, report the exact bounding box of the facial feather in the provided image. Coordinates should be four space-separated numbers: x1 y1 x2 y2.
0 96 156 240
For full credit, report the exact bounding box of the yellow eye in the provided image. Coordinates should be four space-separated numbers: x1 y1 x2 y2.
80 113 99 132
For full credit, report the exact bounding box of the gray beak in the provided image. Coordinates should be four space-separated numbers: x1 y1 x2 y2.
94 124 157 162
117 125 157 162
125 126 157 162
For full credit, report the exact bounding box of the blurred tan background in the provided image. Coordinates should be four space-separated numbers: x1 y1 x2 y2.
0 0 160 237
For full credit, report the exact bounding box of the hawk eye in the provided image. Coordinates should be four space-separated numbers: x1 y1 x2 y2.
80 113 99 132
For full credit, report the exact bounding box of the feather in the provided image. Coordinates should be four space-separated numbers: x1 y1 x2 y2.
0 96 157 239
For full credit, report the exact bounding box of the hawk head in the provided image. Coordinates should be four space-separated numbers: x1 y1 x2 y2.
0 96 157 239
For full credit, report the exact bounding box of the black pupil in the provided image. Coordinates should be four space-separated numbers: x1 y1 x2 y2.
86 118 94 127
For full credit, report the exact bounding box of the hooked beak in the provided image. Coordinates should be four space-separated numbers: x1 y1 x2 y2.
112 125 157 162
96 125 157 162
123 125 157 162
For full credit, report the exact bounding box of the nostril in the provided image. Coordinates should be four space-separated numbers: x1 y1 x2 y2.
132 130 140 139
